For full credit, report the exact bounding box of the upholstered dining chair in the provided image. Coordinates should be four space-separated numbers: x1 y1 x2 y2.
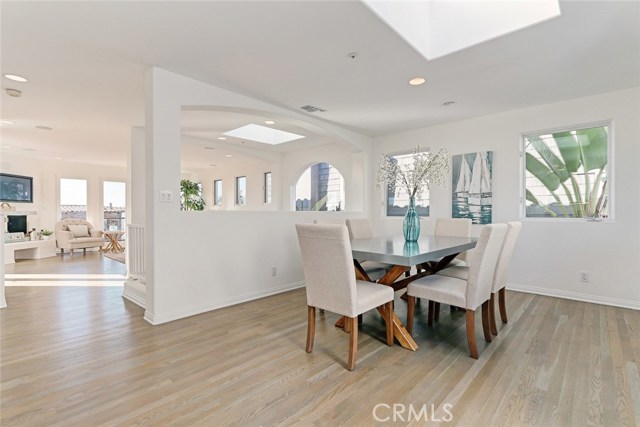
296 224 395 371
426 217 473 323
434 217 472 263
345 218 390 282
437 222 522 335
406 223 508 359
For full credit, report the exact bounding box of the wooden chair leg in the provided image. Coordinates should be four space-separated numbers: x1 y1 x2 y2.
434 302 440 322
428 300 435 326
348 316 358 371
466 310 478 359
489 293 498 335
344 317 351 333
407 296 415 336
498 288 508 324
306 306 315 353
481 301 492 342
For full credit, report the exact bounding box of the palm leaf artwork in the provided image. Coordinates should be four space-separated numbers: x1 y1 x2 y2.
525 126 608 218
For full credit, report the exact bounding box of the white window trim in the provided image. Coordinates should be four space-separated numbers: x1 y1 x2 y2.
520 119 614 222
380 147 432 218
235 176 246 206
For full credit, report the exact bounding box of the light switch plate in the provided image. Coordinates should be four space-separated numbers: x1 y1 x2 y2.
160 191 173 202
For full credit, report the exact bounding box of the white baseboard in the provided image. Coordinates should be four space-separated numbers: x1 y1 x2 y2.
143 281 305 325
507 283 640 311
122 280 146 309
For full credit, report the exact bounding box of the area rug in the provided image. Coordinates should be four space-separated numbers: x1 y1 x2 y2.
102 251 125 264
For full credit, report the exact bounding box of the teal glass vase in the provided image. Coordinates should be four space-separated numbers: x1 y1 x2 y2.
403 196 420 242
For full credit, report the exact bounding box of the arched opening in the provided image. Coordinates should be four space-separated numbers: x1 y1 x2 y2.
293 162 345 211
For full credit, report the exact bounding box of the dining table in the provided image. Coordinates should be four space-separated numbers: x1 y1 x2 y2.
340 234 478 351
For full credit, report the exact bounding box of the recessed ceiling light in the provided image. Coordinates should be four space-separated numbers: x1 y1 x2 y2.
209 164 217 167
225 154 233 158
442 101 456 106
265 120 276 125
1 120 15 125
204 146 215 150
217 136 227 140
2 145 11 149
55 157 63 160
35 125 53 130
4 74 27 83
409 77 426 86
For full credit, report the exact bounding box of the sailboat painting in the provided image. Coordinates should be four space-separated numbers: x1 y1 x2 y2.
452 151 493 224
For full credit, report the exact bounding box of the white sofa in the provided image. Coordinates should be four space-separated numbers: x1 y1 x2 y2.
55 219 104 254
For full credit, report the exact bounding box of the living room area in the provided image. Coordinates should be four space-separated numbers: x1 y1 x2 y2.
2 152 128 284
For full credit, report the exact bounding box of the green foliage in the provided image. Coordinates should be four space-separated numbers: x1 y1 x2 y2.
525 126 608 218
180 179 205 211
40 229 54 236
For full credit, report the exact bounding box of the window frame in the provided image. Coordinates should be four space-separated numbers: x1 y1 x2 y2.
263 172 272 204
382 148 431 218
213 179 223 206
59 177 88 220
235 176 247 206
293 162 345 212
520 120 614 222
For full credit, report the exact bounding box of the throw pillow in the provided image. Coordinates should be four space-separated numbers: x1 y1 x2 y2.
68 224 90 238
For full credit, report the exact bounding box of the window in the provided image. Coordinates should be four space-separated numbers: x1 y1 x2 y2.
214 179 222 206
235 176 246 205
103 181 126 231
264 172 272 204
385 152 429 216
60 178 87 220
294 163 344 211
523 123 610 219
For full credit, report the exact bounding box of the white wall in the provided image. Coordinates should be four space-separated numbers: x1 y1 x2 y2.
1 152 127 232
144 68 373 324
373 87 640 309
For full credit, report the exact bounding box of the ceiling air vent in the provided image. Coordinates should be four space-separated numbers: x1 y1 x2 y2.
300 105 326 113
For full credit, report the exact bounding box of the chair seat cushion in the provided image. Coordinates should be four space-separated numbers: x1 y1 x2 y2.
436 265 470 280
407 275 468 309
354 281 394 316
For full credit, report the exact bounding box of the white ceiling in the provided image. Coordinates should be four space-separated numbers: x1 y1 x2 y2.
1 1 639 168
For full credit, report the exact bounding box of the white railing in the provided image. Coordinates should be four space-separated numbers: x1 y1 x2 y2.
127 224 145 282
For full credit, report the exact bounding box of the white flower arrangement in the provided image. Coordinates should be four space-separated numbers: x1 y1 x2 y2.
376 147 450 199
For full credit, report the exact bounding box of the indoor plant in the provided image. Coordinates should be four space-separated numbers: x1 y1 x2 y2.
40 229 54 240
377 147 450 241
180 179 206 211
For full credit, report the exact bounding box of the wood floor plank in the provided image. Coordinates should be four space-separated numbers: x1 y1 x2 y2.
1 285 639 426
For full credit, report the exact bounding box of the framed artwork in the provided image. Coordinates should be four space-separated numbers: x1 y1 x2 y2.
452 151 493 224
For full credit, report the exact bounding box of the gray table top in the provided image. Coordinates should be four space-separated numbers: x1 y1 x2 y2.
351 235 477 266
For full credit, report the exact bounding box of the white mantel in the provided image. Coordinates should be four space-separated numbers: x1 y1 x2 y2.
2 211 38 216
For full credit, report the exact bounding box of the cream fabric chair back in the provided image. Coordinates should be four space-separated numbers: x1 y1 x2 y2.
492 222 522 293
465 224 508 309
296 224 358 317
345 218 373 241
435 218 472 261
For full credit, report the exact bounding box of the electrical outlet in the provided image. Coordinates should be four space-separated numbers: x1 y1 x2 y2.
271 266 277 277
580 271 589 283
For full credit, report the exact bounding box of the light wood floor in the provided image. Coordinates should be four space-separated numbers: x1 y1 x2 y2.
4 251 126 276
1 286 638 426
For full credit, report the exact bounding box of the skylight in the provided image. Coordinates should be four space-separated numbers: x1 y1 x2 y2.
223 124 305 145
362 0 561 60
